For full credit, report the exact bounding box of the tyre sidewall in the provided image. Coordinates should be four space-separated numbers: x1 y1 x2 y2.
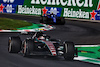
63 41 75 60
8 37 21 53
23 39 34 57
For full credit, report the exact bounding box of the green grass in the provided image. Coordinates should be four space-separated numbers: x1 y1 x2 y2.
0 18 32 30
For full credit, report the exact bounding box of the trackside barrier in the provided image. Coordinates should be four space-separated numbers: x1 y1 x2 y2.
0 0 100 20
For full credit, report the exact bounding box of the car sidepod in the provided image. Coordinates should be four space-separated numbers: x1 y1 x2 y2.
42 41 57 56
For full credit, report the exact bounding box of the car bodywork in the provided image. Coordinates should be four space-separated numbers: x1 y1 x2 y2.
40 14 65 25
26 37 63 56
8 32 77 60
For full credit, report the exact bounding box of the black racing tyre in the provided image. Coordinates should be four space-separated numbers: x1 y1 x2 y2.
42 17 47 24
8 36 21 53
23 39 34 57
63 41 75 61
60 18 65 25
40 16 43 23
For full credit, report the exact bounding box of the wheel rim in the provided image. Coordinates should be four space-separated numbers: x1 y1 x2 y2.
8 38 12 52
8 43 12 52
24 42 27 54
65 44 68 53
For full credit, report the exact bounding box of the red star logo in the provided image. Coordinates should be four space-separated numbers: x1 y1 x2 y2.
42 7 48 16
97 2 100 10
0 4 4 13
90 10 97 20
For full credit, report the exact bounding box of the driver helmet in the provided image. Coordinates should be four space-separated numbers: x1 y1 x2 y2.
39 36 45 40
51 12 54 15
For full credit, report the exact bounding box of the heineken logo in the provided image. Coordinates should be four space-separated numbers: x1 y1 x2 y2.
63 8 89 19
31 0 93 7
18 5 41 15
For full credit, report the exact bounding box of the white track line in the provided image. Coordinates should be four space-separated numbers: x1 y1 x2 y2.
74 56 100 65
75 45 100 47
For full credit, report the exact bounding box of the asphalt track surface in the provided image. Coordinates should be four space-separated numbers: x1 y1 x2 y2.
0 13 100 67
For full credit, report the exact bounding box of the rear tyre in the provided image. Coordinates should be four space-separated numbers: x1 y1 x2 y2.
63 41 75 61
40 16 47 24
23 39 34 57
40 16 43 23
60 18 65 25
8 36 21 53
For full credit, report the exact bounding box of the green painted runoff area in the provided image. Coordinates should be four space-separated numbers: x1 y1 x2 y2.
77 46 100 59
17 24 44 30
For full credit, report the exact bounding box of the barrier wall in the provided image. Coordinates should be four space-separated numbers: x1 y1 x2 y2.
0 0 100 20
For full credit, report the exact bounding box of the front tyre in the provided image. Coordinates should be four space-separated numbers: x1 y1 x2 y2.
63 41 75 61
23 39 34 57
8 36 21 53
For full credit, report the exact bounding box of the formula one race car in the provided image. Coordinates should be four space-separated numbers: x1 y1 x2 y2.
40 13 65 25
8 32 77 60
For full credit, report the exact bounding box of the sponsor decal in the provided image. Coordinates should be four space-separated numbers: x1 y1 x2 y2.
29 0 99 19
0 0 25 13
90 1 100 20
18 5 41 15
1 0 24 5
5 4 14 13
78 50 95 53
43 41 56 56
1 0 25 13
0 0 100 20
47 7 62 17
2 0 15 13
18 6 62 16
2 4 16 13
63 8 89 19
3 0 14 3
0 4 4 13
31 0 93 7
42 7 48 16
90 10 97 20
95 10 100 20
42 7 62 17
48 7 59 15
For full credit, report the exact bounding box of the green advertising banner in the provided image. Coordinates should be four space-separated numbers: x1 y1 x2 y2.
0 0 100 20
